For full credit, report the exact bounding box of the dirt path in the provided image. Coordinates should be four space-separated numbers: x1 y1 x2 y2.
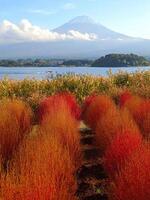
77 128 108 200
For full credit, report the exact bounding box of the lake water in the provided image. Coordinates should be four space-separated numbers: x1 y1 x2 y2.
0 66 150 80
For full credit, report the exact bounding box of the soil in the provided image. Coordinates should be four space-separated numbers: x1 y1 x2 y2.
77 128 109 200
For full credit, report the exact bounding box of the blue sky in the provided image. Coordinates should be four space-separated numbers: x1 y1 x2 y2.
0 0 150 39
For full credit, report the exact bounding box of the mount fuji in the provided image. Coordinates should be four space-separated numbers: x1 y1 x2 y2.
0 16 150 59
54 16 130 40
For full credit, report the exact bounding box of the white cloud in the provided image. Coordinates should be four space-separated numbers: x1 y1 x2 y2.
68 30 97 40
63 3 76 10
0 19 97 44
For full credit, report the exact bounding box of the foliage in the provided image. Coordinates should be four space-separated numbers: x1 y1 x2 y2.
39 101 82 170
104 130 142 178
95 106 140 153
82 95 116 130
111 144 150 200
81 94 97 120
36 92 81 123
0 99 32 166
95 106 121 152
123 96 150 138
1 133 77 200
92 53 150 67
0 97 81 199
0 71 149 110
119 90 133 107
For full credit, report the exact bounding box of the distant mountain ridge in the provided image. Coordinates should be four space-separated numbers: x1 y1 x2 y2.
0 16 150 59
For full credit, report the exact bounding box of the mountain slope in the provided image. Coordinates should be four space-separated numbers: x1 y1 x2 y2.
53 16 131 40
0 16 150 59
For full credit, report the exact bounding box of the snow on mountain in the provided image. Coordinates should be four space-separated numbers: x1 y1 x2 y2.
53 16 131 40
0 16 150 58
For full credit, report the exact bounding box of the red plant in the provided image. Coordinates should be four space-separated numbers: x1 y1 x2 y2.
83 95 116 130
40 101 82 170
54 92 81 120
111 144 150 200
95 106 140 154
124 96 150 138
37 92 80 123
1 132 77 200
81 94 97 120
119 108 140 134
36 96 53 123
95 106 121 153
119 90 132 107
0 99 32 164
104 130 142 178
134 99 150 138
5 99 33 134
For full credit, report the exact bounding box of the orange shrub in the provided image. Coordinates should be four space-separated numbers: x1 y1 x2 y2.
111 144 150 200
123 95 142 114
119 108 140 134
119 90 132 107
95 106 121 153
142 111 150 138
124 96 150 138
83 95 116 130
1 132 77 200
54 92 81 120
37 92 81 123
95 107 140 153
0 99 32 165
81 94 97 120
134 99 150 138
104 130 142 178
40 102 82 170
2 99 33 134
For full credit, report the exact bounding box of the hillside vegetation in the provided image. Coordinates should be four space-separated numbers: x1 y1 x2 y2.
92 54 150 67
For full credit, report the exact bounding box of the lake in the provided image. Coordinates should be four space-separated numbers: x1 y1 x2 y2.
0 66 150 79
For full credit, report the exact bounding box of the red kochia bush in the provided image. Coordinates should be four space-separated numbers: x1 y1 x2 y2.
119 90 133 107
81 94 97 120
111 144 150 200
95 106 140 154
37 92 80 123
124 96 150 138
54 92 81 120
36 96 53 123
95 106 121 153
104 130 142 178
1 133 77 200
40 101 82 170
134 99 150 138
83 95 116 130
0 99 32 164
4 99 33 134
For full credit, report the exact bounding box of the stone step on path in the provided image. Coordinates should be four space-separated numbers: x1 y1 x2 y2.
77 128 108 200
80 134 95 145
